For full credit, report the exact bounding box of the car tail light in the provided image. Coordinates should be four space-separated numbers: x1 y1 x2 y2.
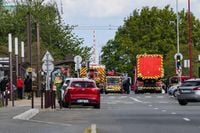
137 81 144 86
192 87 200 91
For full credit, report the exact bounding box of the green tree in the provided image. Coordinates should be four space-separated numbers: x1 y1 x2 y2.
0 0 91 62
101 6 200 78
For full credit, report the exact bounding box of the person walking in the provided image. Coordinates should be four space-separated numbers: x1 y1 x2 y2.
24 75 32 99
16 76 24 99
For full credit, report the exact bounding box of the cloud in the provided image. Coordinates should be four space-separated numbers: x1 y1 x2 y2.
60 0 132 18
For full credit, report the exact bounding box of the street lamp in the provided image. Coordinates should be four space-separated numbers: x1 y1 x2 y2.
15 37 19 78
8 33 14 107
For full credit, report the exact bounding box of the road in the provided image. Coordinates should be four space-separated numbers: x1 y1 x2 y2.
1 93 200 133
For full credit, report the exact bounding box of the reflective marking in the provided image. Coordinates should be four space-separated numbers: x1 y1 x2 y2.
162 110 167 112
130 97 144 103
154 108 159 110
148 105 152 107
171 112 176 115
183 118 191 121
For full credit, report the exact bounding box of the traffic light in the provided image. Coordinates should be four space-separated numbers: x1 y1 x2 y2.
176 55 181 69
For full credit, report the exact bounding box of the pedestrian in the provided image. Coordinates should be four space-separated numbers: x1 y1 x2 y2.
54 73 63 104
24 75 32 99
123 78 130 94
0 76 9 93
16 76 24 99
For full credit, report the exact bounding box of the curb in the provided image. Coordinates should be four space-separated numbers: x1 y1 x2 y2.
13 108 39 120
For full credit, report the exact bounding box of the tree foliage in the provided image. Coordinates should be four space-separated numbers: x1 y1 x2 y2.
0 0 91 62
101 6 200 78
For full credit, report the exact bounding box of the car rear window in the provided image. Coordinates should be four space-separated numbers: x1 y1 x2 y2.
70 81 96 88
181 81 200 86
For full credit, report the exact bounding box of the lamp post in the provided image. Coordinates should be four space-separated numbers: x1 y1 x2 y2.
15 37 19 78
8 33 14 107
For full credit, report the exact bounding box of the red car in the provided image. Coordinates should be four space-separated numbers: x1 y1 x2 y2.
62 78 100 109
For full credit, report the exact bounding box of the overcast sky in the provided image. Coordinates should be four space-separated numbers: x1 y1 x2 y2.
54 0 200 63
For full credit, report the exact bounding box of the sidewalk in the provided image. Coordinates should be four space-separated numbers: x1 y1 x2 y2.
7 97 42 108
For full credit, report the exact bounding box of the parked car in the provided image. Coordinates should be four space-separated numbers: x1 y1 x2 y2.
167 76 190 97
177 78 200 105
62 78 100 109
168 84 179 97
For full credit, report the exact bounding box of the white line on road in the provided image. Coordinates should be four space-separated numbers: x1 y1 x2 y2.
162 110 167 112
148 105 153 107
183 118 191 122
13 109 39 120
171 112 177 115
29 119 72 127
91 124 97 133
154 108 159 110
130 97 144 103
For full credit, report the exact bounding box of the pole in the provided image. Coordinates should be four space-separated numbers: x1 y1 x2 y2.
36 23 43 109
176 0 180 54
15 37 19 78
188 0 193 78
8 34 14 107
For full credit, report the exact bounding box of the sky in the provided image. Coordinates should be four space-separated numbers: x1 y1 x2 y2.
53 0 200 63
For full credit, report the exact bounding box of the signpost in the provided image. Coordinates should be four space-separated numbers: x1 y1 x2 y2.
42 51 54 90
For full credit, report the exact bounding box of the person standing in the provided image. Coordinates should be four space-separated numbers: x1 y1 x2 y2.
16 76 24 99
24 75 32 99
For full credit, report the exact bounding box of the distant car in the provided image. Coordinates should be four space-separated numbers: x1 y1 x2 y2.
177 78 200 105
62 78 100 109
168 84 179 97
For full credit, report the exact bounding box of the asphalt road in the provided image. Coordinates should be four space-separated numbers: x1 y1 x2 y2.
1 92 200 133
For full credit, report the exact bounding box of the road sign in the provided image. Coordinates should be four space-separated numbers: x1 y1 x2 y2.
42 61 54 73
174 53 183 60
75 63 82 71
42 51 54 62
74 55 82 64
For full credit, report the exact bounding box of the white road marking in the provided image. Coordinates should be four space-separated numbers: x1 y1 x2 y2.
29 119 72 126
157 96 164 98
145 96 152 98
130 97 144 103
154 108 159 110
148 105 153 107
162 110 167 112
171 112 177 115
119 96 127 99
91 124 97 133
183 118 191 122
13 109 39 120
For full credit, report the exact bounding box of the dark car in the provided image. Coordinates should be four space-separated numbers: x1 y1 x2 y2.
177 79 200 105
62 78 100 109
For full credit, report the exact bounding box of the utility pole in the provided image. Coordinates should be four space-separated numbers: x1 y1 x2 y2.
188 0 193 78
36 22 42 108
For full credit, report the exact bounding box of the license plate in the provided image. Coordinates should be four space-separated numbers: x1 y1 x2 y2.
77 99 89 103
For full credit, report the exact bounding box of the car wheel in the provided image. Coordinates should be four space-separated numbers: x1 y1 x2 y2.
178 100 188 106
173 90 178 97
105 91 108 94
94 103 100 109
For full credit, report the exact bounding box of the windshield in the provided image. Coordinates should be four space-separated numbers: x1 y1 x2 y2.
107 78 120 84
70 81 96 88
181 81 200 86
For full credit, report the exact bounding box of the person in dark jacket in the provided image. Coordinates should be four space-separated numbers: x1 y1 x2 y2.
123 78 130 94
24 75 32 99
0 77 9 92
